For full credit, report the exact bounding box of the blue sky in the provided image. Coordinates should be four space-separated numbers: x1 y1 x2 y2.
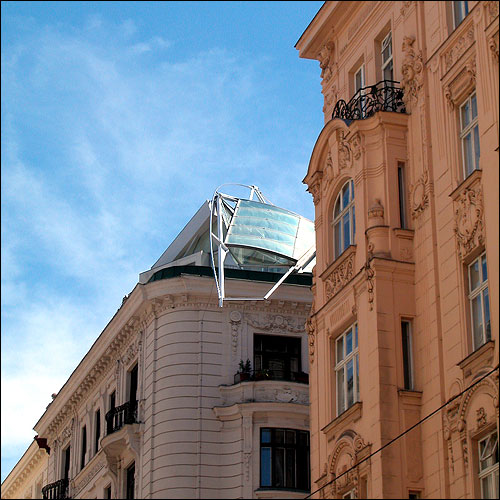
1 1 323 481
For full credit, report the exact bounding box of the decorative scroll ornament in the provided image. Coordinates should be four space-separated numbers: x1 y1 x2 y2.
305 315 316 363
318 40 335 83
454 183 484 259
324 252 355 300
365 260 375 311
308 181 321 205
338 131 352 170
485 0 499 24
443 27 475 72
229 310 242 355
410 168 430 218
489 35 499 62
476 407 487 429
401 36 423 111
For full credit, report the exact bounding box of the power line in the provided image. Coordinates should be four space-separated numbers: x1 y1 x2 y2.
305 364 499 499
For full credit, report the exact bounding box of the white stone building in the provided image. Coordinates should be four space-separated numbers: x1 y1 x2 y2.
2 190 313 499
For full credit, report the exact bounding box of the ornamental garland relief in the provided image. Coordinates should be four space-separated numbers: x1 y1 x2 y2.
401 36 424 111
443 26 475 73
245 313 306 333
324 252 355 300
229 310 242 356
454 182 484 259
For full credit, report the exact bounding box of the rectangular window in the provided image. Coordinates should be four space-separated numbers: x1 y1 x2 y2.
62 445 71 481
460 93 480 178
354 65 366 118
104 485 112 500
335 324 359 416
254 334 301 381
128 364 138 404
381 32 393 81
453 1 469 28
478 431 499 499
409 492 421 500
94 409 101 454
107 391 116 435
80 425 87 471
126 462 135 500
260 428 310 491
401 320 414 390
468 253 490 351
398 163 408 228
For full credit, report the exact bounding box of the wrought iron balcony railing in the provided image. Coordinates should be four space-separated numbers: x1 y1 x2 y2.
105 400 138 435
234 369 309 385
332 80 406 125
42 478 69 500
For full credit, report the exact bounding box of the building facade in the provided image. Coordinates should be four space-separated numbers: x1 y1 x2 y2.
2 195 314 499
297 1 498 498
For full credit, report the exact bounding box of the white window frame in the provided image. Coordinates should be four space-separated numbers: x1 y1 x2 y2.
332 179 355 259
460 92 480 178
354 64 366 118
335 323 359 416
478 431 499 499
453 1 469 29
381 31 393 81
468 252 490 351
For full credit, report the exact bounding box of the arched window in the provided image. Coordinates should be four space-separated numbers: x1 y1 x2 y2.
333 179 355 259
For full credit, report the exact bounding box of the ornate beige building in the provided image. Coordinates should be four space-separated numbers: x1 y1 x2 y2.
2 193 314 499
297 1 498 498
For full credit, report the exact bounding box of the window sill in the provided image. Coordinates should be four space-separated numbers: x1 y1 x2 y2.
255 487 310 499
321 401 362 439
457 340 495 380
449 168 482 201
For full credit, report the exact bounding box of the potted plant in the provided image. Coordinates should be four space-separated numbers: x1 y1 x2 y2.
235 359 252 383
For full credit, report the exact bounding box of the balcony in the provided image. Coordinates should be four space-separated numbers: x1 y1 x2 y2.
105 400 138 436
332 80 406 125
233 369 309 385
42 478 69 500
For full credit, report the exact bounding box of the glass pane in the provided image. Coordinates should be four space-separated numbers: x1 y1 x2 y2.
335 222 341 258
343 213 351 249
261 429 271 443
355 69 362 92
350 180 354 199
355 354 359 401
337 336 344 363
352 206 355 239
261 448 271 486
346 329 353 355
286 448 295 488
355 324 358 347
383 62 393 81
472 295 484 350
334 197 341 218
347 359 354 408
275 429 284 444
342 183 350 208
275 448 285 487
484 288 491 341
286 430 296 444
461 100 470 129
482 255 488 282
469 258 480 292
463 133 473 176
471 93 477 119
473 125 480 170
337 368 345 414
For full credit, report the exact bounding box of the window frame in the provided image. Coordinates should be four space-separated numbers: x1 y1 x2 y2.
459 92 480 178
478 431 499 499
468 252 490 351
381 31 393 81
332 179 355 260
335 323 359 416
453 1 469 29
259 427 310 491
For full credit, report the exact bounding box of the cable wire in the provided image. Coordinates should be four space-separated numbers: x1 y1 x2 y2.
305 364 499 498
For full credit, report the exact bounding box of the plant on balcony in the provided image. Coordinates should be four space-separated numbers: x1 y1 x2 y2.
235 359 252 383
254 368 272 380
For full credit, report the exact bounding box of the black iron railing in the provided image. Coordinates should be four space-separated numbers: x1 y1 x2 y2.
42 478 69 500
105 400 138 435
234 369 309 385
332 80 406 125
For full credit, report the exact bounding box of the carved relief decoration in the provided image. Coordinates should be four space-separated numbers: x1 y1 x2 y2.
350 133 362 160
318 40 335 84
484 0 499 24
229 310 242 356
476 407 487 429
410 168 430 218
401 36 424 111
443 26 475 73
364 260 375 311
400 1 415 18
246 314 306 333
324 252 355 300
453 182 484 259
72 455 106 495
305 315 316 364
243 452 251 482
489 35 499 62
308 182 321 205
324 151 335 187
323 85 338 113
338 131 353 170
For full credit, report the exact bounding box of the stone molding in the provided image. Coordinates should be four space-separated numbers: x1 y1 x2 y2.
324 249 356 301
71 453 106 496
442 22 475 75
246 313 306 333
484 0 499 26
401 36 424 112
2 448 46 499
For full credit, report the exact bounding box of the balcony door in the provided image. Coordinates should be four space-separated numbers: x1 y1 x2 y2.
63 445 70 481
128 364 138 405
254 334 301 381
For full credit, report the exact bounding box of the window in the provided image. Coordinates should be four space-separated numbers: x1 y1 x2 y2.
478 431 498 499
333 179 355 259
354 64 366 117
398 163 408 228
453 1 469 28
107 391 116 435
460 93 480 178
126 462 135 500
335 323 359 415
343 491 356 499
468 253 490 351
381 32 393 81
80 425 87 471
401 320 414 390
94 409 101 454
409 492 421 499
62 445 70 481
104 485 112 500
260 428 310 491
254 334 301 381
128 364 138 405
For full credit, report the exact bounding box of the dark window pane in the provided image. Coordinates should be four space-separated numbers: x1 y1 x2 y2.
275 429 285 444
274 448 285 487
286 448 295 487
286 430 296 444
262 429 271 443
261 448 272 486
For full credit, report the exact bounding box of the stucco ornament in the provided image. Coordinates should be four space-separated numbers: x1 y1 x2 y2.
308 181 321 205
454 183 484 259
246 313 305 333
350 133 362 160
338 131 353 170
318 40 335 83
443 27 475 72
305 315 316 364
401 36 423 111
489 35 499 62
324 252 355 300
324 151 335 185
410 168 430 218
323 85 337 113
364 260 375 311
476 407 487 429
229 310 242 356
